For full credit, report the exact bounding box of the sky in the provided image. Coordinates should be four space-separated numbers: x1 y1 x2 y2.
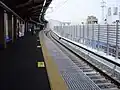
45 0 119 24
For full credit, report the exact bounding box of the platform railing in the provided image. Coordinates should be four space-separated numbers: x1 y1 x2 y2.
51 28 120 84
54 23 120 59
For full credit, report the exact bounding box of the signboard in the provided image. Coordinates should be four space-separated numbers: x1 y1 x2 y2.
37 62 45 68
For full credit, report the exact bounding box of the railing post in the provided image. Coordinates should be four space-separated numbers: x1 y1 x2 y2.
59 26 61 36
57 26 58 33
74 25 75 40
56 26 57 33
67 26 69 38
57 26 59 34
61 26 62 36
70 26 72 40
76 25 78 42
97 24 100 51
73 25 74 41
65 26 66 38
65 26 66 37
75 25 76 41
68 26 69 39
79 25 81 43
87 24 89 47
66 26 68 38
83 24 85 44
115 20 119 59
107 24 109 55
64 25 65 37
72 26 73 40
63 25 65 37
76 25 77 42
57 26 59 33
74 25 75 41
92 24 94 49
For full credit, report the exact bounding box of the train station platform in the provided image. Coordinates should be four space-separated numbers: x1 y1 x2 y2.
0 30 105 90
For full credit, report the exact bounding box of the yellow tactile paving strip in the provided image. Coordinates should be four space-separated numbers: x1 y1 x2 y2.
39 32 68 90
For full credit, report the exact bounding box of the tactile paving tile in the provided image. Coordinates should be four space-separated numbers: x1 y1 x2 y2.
44 37 101 90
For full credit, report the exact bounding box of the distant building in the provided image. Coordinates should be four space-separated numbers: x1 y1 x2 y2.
103 0 120 24
106 4 120 24
86 16 98 24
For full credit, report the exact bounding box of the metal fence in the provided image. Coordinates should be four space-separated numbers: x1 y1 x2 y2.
54 23 120 59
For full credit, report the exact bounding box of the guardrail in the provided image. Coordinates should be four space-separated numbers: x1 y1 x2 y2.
54 23 120 59
52 30 120 67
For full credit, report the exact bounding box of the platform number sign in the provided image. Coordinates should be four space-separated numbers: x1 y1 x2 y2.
37 62 45 68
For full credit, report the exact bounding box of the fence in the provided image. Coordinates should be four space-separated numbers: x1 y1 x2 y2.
54 23 120 59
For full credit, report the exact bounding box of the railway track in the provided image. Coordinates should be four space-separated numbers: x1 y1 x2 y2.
45 30 120 90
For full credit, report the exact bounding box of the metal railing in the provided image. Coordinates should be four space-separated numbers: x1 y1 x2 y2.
54 23 120 59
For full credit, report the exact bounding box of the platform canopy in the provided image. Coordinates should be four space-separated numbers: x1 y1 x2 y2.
1 0 52 23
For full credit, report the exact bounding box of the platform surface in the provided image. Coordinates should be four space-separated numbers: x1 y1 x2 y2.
0 32 50 90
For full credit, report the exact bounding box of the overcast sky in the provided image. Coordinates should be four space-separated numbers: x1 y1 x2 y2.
45 0 119 23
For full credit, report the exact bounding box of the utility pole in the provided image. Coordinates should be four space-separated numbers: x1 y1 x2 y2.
101 0 106 22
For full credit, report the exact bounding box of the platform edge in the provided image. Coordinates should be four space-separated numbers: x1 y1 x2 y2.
39 31 68 90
